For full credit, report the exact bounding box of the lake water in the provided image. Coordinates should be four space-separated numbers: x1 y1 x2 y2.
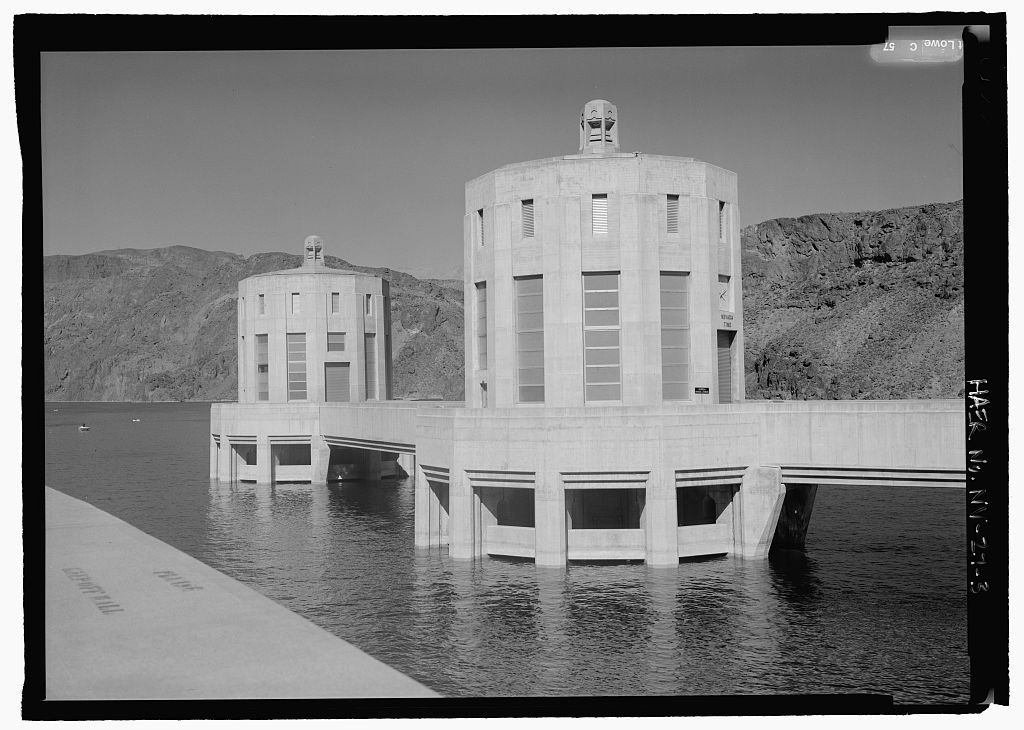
43 402 969 702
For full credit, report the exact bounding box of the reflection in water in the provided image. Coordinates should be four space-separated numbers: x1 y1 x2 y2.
672 559 776 694
645 570 679 694
770 549 824 607
561 568 657 695
533 571 569 694
46 403 969 701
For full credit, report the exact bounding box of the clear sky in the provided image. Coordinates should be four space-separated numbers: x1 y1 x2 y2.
41 45 963 276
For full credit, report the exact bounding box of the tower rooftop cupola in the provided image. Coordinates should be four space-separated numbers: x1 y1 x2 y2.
302 234 325 269
579 99 619 154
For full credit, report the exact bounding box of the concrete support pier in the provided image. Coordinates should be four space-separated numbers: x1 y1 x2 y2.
735 466 786 558
256 439 272 484
534 472 566 567
397 452 415 479
448 470 475 560
773 484 818 550
44 487 438 700
310 434 331 483
645 467 679 566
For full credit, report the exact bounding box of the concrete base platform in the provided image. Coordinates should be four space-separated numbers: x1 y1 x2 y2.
44 487 438 700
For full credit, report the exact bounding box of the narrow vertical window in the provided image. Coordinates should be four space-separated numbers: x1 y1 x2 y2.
364 293 372 316
592 194 608 237
331 292 340 314
522 199 535 238
286 333 307 400
364 333 378 400
475 282 487 370
478 208 485 247
515 276 544 403
719 275 731 311
257 294 265 315
583 272 620 401
327 332 345 352
255 334 269 401
291 292 300 314
667 194 679 234
660 273 690 400
719 201 728 242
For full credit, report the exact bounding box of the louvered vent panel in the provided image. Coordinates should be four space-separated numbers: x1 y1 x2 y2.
522 199 534 238
717 330 733 404
325 363 350 403
592 195 608 236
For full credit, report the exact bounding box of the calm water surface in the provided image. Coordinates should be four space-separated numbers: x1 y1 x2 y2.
43 402 968 702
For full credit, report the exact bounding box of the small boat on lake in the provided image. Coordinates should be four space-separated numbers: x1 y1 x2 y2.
132 418 141 422
327 463 360 481
79 424 90 432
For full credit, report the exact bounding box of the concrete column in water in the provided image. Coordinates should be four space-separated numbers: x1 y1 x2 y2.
427 477 441 547
645 467 679 566
256 438 272 485
397 453 415 479
734 465 786 558
448 470 475 560
534 472 566 567
772 484 818 550
310 435 331 483
209 435 219 480
476 488 500 558
413 459 430 548
471 488 485 558
420 472 450 549
218 439 234 482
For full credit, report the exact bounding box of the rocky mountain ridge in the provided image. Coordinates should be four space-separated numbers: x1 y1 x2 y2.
741 199 963 399
43 199 963 403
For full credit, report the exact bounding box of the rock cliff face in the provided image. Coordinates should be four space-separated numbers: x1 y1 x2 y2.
43 246 464 402
741 200 963 400
43 199 963 403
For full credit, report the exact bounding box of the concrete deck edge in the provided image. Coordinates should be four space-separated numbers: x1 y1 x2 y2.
44 487 439 700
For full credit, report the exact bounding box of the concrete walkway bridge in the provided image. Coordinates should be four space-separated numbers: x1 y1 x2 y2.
211 398 965 567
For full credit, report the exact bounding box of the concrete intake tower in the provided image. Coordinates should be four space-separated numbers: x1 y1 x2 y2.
465 98 741 409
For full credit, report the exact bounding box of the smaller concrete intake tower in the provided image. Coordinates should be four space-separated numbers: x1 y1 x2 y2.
236 235 392 405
